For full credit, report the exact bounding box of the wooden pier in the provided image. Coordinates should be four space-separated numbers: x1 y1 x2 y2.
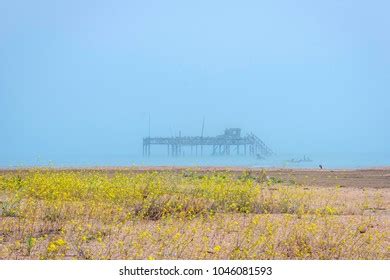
142 128 273 157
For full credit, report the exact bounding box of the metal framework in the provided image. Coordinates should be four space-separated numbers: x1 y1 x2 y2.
142 128 273 157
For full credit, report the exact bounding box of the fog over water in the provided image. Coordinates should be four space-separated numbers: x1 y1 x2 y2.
1 1 389 168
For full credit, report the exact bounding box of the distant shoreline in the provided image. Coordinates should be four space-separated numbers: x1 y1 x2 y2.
1 165 390 172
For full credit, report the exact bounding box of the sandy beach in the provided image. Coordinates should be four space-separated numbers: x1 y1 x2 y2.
2 166 390 189
1 166 389 259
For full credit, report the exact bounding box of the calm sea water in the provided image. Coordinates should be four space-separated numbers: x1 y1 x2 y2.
1 152 389 169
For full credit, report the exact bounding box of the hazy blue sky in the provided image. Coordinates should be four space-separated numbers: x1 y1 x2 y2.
1 0 389 164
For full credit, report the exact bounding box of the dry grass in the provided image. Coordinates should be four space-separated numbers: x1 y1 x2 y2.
0 169 389 259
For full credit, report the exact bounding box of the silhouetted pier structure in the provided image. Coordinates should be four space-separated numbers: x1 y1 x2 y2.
143 128 273 157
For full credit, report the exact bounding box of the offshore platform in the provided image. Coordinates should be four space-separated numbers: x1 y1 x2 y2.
142 128 273 158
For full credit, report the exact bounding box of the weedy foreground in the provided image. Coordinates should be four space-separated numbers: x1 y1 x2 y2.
0 169 389 259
